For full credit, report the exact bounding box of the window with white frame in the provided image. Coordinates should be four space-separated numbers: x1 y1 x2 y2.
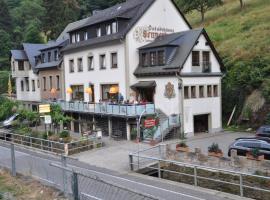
77 58 83 72
184 86 189 99
84 32 88 40
72 34 76 43
88 56 94 71
32 80 35 91
100 54 106 69
69 59 74 73
76 33 80 42
97 27 101 37
106 24 111 35
112 22 117 33
111 53 117 68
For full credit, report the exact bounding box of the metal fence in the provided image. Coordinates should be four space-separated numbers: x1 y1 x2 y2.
0 142 158 200
0 130 102 155
129 144 270 199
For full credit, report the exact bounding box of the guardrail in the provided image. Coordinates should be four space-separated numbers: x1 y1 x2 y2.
0 131 102 155
129 144 270 198
50 101 155 117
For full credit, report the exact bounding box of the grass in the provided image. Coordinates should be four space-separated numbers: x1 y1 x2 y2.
186 0 270 63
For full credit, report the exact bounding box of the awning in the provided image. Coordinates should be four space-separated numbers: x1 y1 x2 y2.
130 81 156 90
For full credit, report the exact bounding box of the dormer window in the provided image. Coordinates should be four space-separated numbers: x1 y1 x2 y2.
150 52 157 66
158 50 165 65
112 22 117 34
142 53 148 67
72 34 76 43
41 53 45 63
106 24 111 35
192 51 200 66
54 50 58 61
97 27 101 37
84 32 88 40
76 33 80 42
48 52 51 62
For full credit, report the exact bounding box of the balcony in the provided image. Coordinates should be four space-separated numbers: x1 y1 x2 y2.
11 69 29 78
52 101 156 117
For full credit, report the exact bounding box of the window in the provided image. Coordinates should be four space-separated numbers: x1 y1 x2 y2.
150 52 156 66
69 59 74 73
191 86 196 98
84 32 88 40
112 22 117 33
76 33 80 42
106 24 111 35
43 77 46 91
184 86 189 99
72 34 76 43
192 51 200 66
54 50 58 61
25 78 29 91
142 53 148 66
88 56 94 71
77 58 83 72
202 51 211 72
49 76 53 90
207 85 212 97
213 85 218 97
32 80 35 91
21 80 24 91
111 53 118 68
158 50 165 65
42 53 45 63
18 61 24 70
100 54 106 69
101 84 119 101
88 84 95 103
199 86 204 98
56 75 60 90
71 85 84 101
48 52 51 62
37 80 40 88
97 27 101 37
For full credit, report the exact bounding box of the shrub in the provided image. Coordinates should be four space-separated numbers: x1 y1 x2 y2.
250 148 260 158
176 141 188 148
59 130 70 138
208 143 222 153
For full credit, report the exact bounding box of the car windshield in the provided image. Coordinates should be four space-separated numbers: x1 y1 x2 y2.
263 128 270 133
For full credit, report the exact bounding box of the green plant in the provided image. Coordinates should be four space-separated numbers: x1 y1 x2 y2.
250 148 260 158
59 130 70 138
208 143 222 153
130 128 137 140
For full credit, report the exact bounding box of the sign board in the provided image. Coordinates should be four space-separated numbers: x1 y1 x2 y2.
144 118 157 128
44 115 52 124
39 104 50 113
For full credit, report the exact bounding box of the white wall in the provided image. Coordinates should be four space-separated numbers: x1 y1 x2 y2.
126 0 190 90
182 77 222 136
136 77 180 116
63 42 126 102
181 34 221 73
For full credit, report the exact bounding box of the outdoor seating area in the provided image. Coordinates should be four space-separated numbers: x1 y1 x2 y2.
52 100 156 117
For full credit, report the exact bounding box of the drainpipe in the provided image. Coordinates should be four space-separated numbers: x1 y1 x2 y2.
175 72 184 135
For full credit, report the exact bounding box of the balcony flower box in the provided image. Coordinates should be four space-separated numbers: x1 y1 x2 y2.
208 152 223 158
208 143 223 158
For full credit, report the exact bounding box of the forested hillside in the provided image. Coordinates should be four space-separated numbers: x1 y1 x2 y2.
0 0 269 126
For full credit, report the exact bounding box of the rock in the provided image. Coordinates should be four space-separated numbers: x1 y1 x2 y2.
246 128 252 132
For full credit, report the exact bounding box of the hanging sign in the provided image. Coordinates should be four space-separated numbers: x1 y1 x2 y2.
144 118 157 128
39 104 51 113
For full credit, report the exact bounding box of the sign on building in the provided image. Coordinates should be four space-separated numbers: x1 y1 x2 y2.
144 118 157 128
39 104 50 113
44 115 52 124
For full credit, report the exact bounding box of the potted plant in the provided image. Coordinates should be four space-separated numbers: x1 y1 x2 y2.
208 143 223 158
246 148 264 161
176 141 189 152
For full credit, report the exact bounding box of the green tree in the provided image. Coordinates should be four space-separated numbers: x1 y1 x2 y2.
0 96 17 121
176 0 223 22
42 0 80 40
24 20 44 43
50 104 72 134
0 0 13 33
0 30 12 58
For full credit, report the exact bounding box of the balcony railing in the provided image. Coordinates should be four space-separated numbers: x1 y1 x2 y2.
52 101 155 117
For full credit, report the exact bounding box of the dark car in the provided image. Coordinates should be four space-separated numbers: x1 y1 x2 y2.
256 125 270 138
228 138 270 160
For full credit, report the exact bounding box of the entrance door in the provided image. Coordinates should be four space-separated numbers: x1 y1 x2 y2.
194 114 209 133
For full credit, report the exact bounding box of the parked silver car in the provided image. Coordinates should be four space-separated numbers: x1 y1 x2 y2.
2 114 19 128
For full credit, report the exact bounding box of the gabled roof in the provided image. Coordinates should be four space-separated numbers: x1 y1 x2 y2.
134 28 224 77
35 60 62 70
22 43 47 70
10 50 28 60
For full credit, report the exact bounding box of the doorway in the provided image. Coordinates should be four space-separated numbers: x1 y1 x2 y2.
194 114 209 133
138 88 155 103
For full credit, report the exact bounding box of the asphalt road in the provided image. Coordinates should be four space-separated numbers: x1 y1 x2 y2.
0 143 250 200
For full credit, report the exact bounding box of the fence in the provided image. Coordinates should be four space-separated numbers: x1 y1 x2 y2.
129 144 270 199
0 142 159 200
0 131 102 155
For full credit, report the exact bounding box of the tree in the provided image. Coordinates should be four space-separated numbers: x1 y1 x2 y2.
50 104 72 134
0 30 12 58
239 0 244 10
0 0 13 33
42 0 80 40
24 20 44 43
176 0 223 22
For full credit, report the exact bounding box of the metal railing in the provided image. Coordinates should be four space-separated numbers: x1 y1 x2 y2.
51 101 155 117
0 131 102 155
129 144 270 199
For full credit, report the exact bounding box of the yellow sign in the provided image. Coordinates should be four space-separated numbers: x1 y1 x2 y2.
39 104 51 113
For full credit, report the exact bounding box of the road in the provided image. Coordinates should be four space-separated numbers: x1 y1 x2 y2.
0 143 250 200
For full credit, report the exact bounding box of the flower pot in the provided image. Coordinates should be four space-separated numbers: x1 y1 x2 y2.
176 146 189 152
208 151 223 158
246 153 264 161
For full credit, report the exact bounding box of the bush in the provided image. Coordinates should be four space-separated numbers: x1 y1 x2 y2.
208 143 222 153
59 130 70 138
